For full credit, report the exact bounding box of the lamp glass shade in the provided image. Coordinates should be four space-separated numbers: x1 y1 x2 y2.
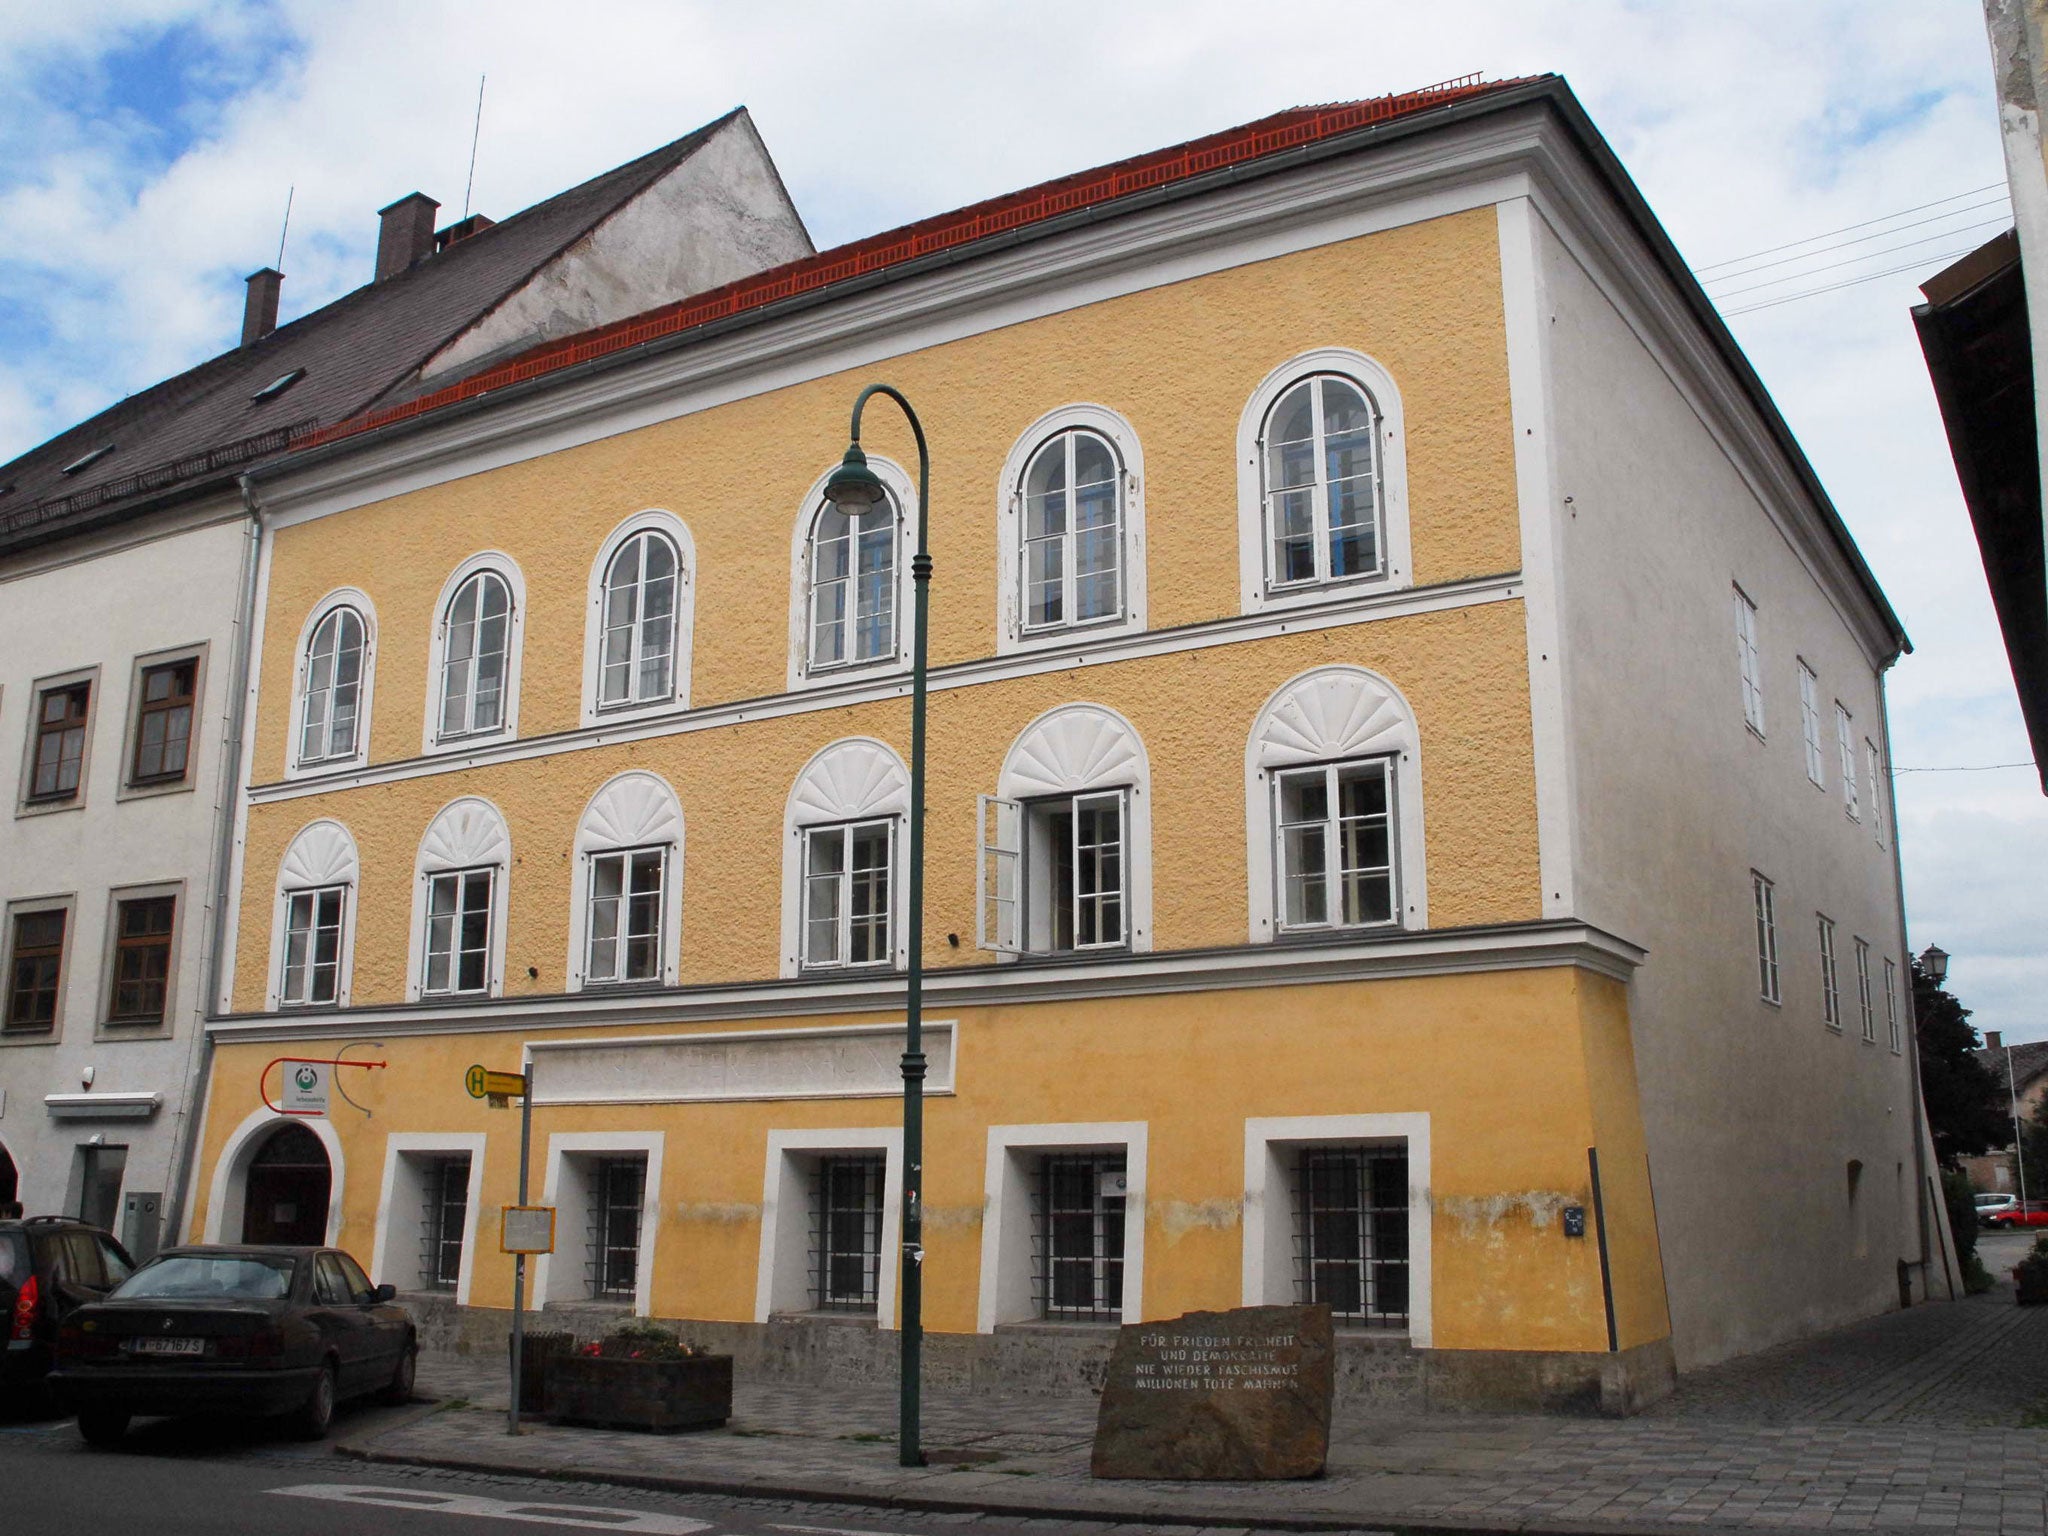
824 443 887 510
1919 944 1949 984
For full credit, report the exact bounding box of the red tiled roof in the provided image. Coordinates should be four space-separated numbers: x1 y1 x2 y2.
303 74 1525 450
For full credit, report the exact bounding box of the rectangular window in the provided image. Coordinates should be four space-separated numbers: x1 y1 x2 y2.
107 896 174 1025
1734 588 1764 735
423 869 493 995
6 910 66 1032
983 790 1128 955
588 1157 645 1301
1885 958 1901 1053
585 849 664 985
802 820 893 970
812 1154 885 1312
1035 1152 1126 1321
30 681 91 801
1752 872 1780 1003
1865 739 1885 848
419 1155 471 1293
1293 1144 1409 1327
1855 938 1875 1043
1275 759 1396 931
1798 663 1824 785
282 886 345 1006
1836 705 1859 820
130 658 196 785
1818 914 1840 1029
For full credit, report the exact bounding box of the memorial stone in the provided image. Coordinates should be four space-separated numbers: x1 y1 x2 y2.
1091 1304 1334 1480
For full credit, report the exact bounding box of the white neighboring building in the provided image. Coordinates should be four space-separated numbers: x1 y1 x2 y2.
0 108 811 1253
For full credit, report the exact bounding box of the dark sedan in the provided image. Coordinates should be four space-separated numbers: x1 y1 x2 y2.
50 1244 415 1443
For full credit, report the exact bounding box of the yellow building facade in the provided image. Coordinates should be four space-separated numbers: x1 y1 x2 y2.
182 80 1929 1411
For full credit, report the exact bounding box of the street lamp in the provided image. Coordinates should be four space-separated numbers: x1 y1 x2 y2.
1919 944 1950 985
825 386 930 1471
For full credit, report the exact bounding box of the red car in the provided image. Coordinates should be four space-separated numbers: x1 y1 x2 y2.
1982 1201 2048 1230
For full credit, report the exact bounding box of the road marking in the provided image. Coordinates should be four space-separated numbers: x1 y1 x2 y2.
269 1484 712 1532
769 1526 905 1536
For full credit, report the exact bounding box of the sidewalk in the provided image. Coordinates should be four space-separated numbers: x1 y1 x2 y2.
341 1279 2048 1534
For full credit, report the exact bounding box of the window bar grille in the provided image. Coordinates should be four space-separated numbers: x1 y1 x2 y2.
808 1155 885 1313
1291 1145 1409 1328
417 1155 470 1292
587 1158 645 1301
1032 1152 1126 1322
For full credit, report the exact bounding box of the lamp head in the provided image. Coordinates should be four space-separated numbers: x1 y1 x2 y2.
823 442 888 511
1919 943 1950 984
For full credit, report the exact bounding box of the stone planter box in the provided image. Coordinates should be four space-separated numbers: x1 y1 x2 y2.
2015 1266 2048 1306
548 1352 733 1432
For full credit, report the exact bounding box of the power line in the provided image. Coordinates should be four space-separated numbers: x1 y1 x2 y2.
1891 761 2039 774
1720 245 1987 316
1700 198 2010 286
1709 218 2012 300
1693 181 2008 273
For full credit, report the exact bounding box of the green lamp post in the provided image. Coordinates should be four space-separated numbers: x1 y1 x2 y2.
823 385 930 1470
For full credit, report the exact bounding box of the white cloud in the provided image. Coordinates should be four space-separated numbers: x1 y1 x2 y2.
1 0 2042 1034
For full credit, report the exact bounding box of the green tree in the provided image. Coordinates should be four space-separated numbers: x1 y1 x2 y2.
1913 960 2007 1167
2015 1087 2048 1198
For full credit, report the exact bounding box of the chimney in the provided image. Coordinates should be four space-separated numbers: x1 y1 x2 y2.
1988 1031 2004 1050
375 192 440 281
241 267 283 348
435 213 495 253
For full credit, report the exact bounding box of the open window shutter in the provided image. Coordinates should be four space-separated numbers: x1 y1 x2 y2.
976 794 1022 954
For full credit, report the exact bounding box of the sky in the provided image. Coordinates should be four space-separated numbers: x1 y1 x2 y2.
0 1 2041 1037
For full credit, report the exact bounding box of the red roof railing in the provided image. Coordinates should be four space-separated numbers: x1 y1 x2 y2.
304 75 1515 450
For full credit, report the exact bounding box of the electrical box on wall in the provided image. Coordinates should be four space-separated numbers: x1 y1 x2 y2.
123 1190 163 1264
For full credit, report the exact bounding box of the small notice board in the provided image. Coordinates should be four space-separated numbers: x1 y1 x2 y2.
501 1206 556 1254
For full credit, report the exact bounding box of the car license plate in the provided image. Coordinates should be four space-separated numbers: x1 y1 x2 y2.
130 1337 204 1356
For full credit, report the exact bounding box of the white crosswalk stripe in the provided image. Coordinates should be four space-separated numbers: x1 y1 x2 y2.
269 1483 714 1532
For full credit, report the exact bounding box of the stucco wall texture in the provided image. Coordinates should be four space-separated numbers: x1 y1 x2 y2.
232 208 1535 1010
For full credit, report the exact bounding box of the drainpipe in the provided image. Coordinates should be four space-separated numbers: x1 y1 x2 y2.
160 475 264 1246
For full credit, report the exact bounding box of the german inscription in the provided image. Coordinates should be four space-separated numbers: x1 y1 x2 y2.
1091 1304 1334 1480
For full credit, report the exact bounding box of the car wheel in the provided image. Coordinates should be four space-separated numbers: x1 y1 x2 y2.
290 1362 338 1441
380 1342 417 1405
77 1410 129 1447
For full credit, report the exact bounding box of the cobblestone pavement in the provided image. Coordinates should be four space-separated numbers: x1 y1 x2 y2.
348 1271 2048 1534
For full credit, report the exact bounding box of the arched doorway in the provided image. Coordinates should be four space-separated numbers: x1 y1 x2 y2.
0 1139 17 1213
240 1123 331 1244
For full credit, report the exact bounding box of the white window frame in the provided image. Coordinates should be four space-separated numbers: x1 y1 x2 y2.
1270 757 1400 935
753 1127 903 1325
406 796 511 1001
1797 661 1824 787
289 590 376 777
780 738 910 976
266 819 360 1011
1734 587 1764 737
1242 1113 1432 1347
422 553 525 755
1236 348 1410 615
1836 703 1859 820
1865 738 1886 848
1245 666 1427 941
279 884 345 1008
980 789 1130 956
1752 871 1780 1005
1818 913 1840 1030
976 704 1151 957
566 771 683 992
580 511 695 726
584 848 669 986
421 868 496 997
995 404 1147 653
786 457 916 691
1885 958 1902 1053
799 819 896 972
370 1133 487 1303
1855 937 1875 1043
535 1131 663 1315
975 1121 1146 1332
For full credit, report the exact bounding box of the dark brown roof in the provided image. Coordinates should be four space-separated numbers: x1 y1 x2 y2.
1980 1038 2048 1092
0 110 742 552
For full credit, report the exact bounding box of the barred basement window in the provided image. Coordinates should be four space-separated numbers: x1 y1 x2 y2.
1292 1144 1409 1328
418 1155 471 1292
810 1154 885 1313
588 1157 645 1301
1033 1152 1126 1322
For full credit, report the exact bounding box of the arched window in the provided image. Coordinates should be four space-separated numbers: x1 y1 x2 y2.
781 739 910 976
1244 666 1427 942
437 570 513 739
407 797 512 1000
807 495 897 671
1021 430 1123 632
270 819 360 1010
569 772 684 990
1236 350 1409 613
300 608 365 764
599 531 679 707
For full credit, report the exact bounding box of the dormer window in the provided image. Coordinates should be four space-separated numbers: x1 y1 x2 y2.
60 444 114 476
252 368 307 404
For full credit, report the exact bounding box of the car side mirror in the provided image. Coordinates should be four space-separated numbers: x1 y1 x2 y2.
373 1283 396 1303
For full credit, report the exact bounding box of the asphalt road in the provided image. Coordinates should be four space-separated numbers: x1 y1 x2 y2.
0 1401 1139 1536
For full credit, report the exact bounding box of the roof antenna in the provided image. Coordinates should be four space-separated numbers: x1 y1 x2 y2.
462 75 487 220
276 185 294 270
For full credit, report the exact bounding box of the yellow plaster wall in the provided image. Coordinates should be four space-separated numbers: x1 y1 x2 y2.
1574 971 1674 1351
194 963 1637 1354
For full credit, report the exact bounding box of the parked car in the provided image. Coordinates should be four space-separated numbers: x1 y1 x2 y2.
1976 1192 2020 1225
1981 1199 2048 1230
1 1216 136 1405
50 1244 415 1443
